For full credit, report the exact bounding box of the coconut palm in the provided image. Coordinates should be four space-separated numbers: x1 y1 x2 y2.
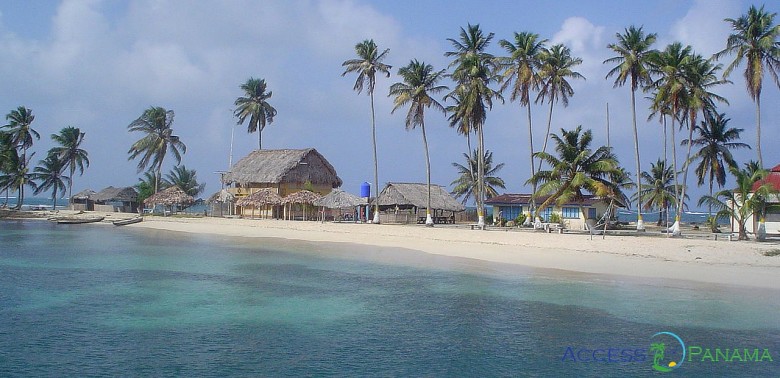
444 86 474 153
163 165 206 198
135 170 164 208
0 132 17 206
2 106 38 209
389 60 448 226
32 153 70 210
0 152 37 209
49 127 89 209
445 23 503 226
714 5 780 167
499 31 548 222
342 39 391 224
451 149 506 205
637 159 683 226
650 342 667 371
234 78 277 150
127 106 186 194
536 44 585 175
527 126 619 220
683 112 749 216
699 165 777 240
604 25 657 230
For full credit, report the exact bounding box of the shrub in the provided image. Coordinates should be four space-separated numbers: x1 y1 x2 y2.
549 213 562 224
515 213 527 225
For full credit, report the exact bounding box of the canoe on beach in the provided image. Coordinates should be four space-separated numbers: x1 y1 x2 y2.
51 216 105 224
112 217 143 226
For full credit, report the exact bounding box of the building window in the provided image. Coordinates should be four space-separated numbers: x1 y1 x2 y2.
541 207 553 221
561 207 580 219
500 205 522 220
588 208 597 220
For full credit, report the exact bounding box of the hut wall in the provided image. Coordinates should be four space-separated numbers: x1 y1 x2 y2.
95 204 116 212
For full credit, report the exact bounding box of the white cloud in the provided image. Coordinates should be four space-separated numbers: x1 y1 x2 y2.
670 0 739 56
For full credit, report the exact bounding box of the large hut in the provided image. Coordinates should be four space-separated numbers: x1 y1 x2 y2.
374 183 465 224
222 148 342 218
71 189 97 211
93 186 139 213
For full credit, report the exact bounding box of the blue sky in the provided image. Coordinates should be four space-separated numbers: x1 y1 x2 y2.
1 0 777 208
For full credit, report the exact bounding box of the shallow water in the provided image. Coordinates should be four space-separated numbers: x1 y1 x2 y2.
1 220 778 376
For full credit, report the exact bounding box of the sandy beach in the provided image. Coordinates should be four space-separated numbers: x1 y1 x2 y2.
103 215 780 290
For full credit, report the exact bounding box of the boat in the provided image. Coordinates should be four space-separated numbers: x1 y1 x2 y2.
52 216 105 224
112 217 143 226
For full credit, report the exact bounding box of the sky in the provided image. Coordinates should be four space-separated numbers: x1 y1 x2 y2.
1 0 778 210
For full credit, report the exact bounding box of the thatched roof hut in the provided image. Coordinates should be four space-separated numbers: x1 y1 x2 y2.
236 188 283 207
314 189 366 209
72 189 97 201
282 190 322 204
207 189 234 204
223 148 342 188
93 186 138 203
375 183 465 212
144 186 194 207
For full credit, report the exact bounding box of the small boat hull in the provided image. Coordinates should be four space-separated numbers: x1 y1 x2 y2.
113 217 143 226
54 216 105 224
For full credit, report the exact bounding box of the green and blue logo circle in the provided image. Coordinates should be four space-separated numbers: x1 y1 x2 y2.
650 331 686 372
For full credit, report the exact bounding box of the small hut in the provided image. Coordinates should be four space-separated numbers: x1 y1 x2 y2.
313 189 367 221
235 188 283 219
93 186 139 213
282 190 322 220
144 186 195 215
71 189 97 211
374 183 465 224
207 189 235 217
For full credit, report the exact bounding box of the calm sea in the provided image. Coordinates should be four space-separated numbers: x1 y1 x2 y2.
1 220 778 377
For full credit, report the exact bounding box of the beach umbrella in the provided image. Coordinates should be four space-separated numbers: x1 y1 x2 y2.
282 190 322 220
236 188 282 219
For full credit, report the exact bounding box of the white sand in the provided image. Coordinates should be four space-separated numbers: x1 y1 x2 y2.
125 216 780 289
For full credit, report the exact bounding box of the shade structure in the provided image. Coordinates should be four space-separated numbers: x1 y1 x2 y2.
282 190 322 205
235 188 283 207
71 189 97 201
313 189 366 209
144 186 195 207
207 189 234 204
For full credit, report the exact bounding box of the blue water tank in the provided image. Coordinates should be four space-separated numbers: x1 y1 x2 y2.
360 182 371 198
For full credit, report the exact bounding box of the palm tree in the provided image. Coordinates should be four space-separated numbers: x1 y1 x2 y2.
499 31 548 222
33 153 70 210
0 152 37 209
527 125 619 220
637 159 683 226
163 165 206 198
699 165 777 240
445 24 503 227
389 60 448 226
234 78 277 150
342 39 391 224
683 112 749 216
650 342 667 371
0 132 17 206
451 149 506 205
135 170 163 209
50 127 89 209
127 106 187 194
536 44 585 175
715 5 780 167
3 106 38 209
604 25 657 230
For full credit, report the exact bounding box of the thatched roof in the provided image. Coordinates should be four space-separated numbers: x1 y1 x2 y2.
236 188 283 207
375 183 466 212
223 148 342 188
282 190 322 204
207 189 234 204
93 186 138 202
313 189 366 209
72 189 97 201
144 186 195 206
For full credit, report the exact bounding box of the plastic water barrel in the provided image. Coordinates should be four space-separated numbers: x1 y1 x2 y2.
360 182 371 198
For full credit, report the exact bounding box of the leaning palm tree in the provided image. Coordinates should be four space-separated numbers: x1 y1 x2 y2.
127 106 187 194
234 78 277 150
342 39 391 224
446 24 503 227
604 25 657 230
50 127 89 209
499 31 548 223
536 44 585 174
683 112 749 216
451 149 506 206
32 153 70 210
714 5 780 167
389 60 448 226
163 165 206 198
527 125 619 220
637 159 682 226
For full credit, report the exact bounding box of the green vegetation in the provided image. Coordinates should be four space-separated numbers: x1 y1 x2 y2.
234 78 277 150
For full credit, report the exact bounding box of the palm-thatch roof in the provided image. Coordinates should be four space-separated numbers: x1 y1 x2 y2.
222 148 342 188
144 186 195 206
375 183 466 212
93 186 138 202
236 188 283 207
282 190 322 204
72 189 97 201
207 189 234 204
313 189 366 209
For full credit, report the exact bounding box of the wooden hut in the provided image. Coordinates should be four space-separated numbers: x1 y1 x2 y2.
374 183 465 224
71 189 96 211
93 186 139 213
222 148 342 218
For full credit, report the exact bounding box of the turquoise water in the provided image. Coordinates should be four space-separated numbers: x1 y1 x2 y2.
1 220 779 376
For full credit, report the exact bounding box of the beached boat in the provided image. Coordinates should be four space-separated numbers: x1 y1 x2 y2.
112 217 143 226
52 216 105 224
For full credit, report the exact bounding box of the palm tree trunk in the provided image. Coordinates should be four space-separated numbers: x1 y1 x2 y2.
16 148 26 210
370 90 380 224
526 102 536 224
630 87 644 231
53 186 57 210
670 109 681 236
536 99 555 174
421 121 433 227
476 123 485 227
69 166 75 210
258 127 262 150
677 112 697 236
708 178 713 218
756 95 762 167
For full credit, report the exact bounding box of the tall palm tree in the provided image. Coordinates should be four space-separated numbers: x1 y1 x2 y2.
127 106 187 194
389 60 448 226
536 44 585 175
234 78 277 150
3 106 38 209
33 153 70 210
499 31 548 223
683 112 749 216
444 86 474 153
163 165 206 198
528 126 619 219
637 159 682 226
50 127 89 209
715 5 780 167
604 25 657 230
0 152 37 209
451 149 506 205
135 170 164 208
342 39 391 224
0 132 17 206
446 24 503 227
